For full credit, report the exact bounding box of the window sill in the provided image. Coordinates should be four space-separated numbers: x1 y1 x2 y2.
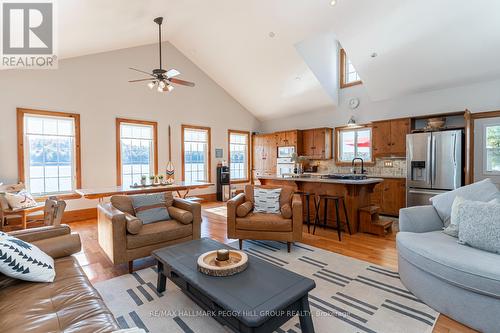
34 192 82 202
340 81 362 89
230 179 250 184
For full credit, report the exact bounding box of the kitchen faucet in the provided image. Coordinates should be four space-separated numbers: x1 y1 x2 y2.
351 158 366 174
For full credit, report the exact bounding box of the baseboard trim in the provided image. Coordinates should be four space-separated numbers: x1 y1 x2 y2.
5 208 97 226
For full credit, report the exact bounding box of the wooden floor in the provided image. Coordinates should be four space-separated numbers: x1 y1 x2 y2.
61 202 474 333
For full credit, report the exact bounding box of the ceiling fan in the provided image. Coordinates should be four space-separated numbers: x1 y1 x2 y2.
128 17 195 92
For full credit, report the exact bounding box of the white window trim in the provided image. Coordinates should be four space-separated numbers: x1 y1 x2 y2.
482 122 500 175
182 125 211 182
337 127 373 163
119 122 156 187
228 130 250 182
23 114 77 195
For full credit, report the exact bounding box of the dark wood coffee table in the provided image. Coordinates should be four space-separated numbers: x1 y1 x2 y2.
152 238 316 333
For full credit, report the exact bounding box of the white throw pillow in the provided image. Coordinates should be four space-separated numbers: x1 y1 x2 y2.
443 196 500 237
4 190 37 210
453 199 500 254
0 234 55 282
253 188 281 214
430 179 499 226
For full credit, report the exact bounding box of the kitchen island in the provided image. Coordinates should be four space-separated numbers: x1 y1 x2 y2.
258 175 384 234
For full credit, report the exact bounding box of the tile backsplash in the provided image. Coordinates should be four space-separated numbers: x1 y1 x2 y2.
312 159 407 178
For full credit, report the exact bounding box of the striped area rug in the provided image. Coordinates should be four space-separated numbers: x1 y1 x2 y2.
94 240 437 333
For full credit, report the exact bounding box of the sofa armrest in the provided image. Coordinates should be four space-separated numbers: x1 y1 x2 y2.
399 205 444 233
8 224 71 243
226 193 246 238
291 194 303 241
32 233 81 259
97 203 127 264
173 198 201 239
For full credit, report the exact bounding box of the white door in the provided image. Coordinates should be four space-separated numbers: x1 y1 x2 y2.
474 117 500 188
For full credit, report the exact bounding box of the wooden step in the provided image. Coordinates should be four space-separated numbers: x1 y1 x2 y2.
374 219 393 229
359 205 380 214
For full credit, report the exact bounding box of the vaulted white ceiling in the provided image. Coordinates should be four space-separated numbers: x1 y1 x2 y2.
54 1 500 120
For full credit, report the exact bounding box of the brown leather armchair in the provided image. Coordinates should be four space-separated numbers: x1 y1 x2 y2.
227 185 303 252
0 225 120 333
97 193 201 273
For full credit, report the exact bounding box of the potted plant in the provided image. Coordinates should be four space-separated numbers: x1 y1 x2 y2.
140 175 147 186
291 154 308 174
149 175 155 185
159 175 165 185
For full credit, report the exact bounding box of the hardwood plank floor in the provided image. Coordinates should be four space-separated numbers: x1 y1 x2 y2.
64 201 475 333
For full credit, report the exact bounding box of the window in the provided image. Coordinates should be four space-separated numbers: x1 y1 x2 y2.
116 118 158 187
182 125 211 182
336 127 372 163
17 108 81 195
228 130 250 182
340 48 362 88
484 124 500 173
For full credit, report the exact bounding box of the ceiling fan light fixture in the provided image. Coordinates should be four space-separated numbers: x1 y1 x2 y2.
128 17 195 92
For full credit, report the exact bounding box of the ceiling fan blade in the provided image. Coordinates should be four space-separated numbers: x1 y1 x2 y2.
128 78 155 83
128 67 154 76
169 78 195 87
166 69 180 78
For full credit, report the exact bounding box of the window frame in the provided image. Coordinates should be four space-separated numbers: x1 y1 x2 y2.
228 129 251 183
181 124 212 182
335 125 375 166
340 48 362 89
482 122 500 175
17 108 82 197
115 118 158 186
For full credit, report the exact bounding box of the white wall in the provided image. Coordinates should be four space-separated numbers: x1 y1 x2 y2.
260 78 500 132
0 42 260 211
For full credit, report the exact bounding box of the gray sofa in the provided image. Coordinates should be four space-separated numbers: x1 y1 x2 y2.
397 205 500 333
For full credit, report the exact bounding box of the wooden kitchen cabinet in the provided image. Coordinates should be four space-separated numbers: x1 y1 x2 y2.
372 119 410 157
301 128 332 160
252 133 277 180
370 178 406 216
275 130 302 150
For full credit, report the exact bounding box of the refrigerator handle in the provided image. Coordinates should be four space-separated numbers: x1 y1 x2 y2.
432 135 437 185
427 135 432 185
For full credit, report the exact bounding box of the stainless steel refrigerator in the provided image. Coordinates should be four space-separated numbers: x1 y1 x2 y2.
406 130 463 207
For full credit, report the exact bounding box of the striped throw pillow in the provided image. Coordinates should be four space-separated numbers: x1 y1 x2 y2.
253 188 281 214
131 193 170 224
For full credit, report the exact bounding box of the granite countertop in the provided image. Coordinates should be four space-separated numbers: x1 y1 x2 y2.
257 175 384 185
301 172 405 179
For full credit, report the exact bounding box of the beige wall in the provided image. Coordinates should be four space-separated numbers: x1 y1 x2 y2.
0 42 261 211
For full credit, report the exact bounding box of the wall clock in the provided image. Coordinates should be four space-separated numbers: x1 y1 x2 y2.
348 97 360 110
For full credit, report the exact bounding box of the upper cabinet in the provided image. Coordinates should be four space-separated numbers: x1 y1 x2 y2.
302 128 332 160
372 119 410 157
275 130 302 150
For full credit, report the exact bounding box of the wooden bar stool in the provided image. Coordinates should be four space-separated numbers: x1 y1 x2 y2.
313 194 352 241
295 191 313 233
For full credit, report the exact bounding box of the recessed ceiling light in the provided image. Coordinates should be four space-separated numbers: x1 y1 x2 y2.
330 0 337 6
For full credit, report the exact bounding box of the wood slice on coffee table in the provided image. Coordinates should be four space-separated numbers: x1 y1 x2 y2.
197 250 248 277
